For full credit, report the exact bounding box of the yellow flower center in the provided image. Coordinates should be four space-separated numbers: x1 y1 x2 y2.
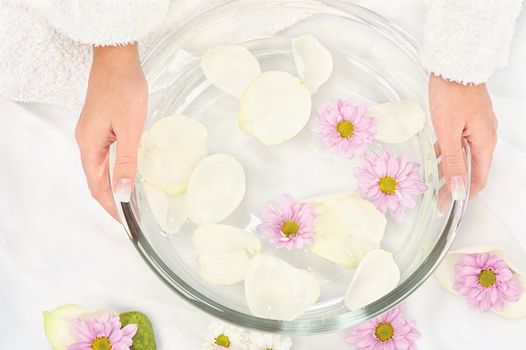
479 269 497 288
375 322 395 342
378 176 398 195
336 120 355 138
281 220 300 238
215 334 231 348
91 337 112 350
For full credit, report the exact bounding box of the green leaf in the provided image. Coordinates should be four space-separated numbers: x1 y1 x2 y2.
120 311 157 350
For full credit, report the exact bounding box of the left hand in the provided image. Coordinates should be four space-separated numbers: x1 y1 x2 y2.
75 43 147 220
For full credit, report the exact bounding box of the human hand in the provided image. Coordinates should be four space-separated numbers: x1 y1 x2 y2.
429 74 498 201
75 43 147 220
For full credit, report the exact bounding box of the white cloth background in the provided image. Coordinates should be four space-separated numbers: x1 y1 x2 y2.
1 1 526 349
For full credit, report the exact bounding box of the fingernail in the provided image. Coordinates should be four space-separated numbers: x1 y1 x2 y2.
115 178 132 203
449 176 466 201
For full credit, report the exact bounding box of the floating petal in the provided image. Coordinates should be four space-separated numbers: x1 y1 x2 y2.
344 249 400 311
201 45 261 98
368 100 426 143
292 34 334 94
245 254 320 320
143 182 187 234
193 224 261 285
307 193 387 268
187 154 246 225
434 246 526 318
43 304 88 350
138 115 208 195
238 71 312 145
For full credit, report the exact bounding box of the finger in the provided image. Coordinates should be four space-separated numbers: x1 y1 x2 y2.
434 141 444 180
435 126 467 201
438 151 467 181
79 143 120 221
112 126 143 203
466 137 495 198
438 160 444 180
434 141 441 159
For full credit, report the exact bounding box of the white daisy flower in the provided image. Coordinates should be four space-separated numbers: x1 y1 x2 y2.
248 332 292 350
203 321 247 350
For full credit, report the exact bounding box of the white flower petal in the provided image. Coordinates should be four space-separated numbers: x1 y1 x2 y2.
193 224 261 285
317 193 386 243
238 71 312 145
368 100 426 143
248 332 292 350
43 304 88 350
138 115 208 195
344 249 400 311
197 252 254 286
308 193 387 268
292 34 334 94
245 254 320 320
187 154 246 225
193 224 261 256
143 182 187 234
434 245 526 318
499 272 526 318
205 321 247 350
201 45 261 98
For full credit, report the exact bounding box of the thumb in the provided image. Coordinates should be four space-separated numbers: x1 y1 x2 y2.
438 132 467 201
112 134 141 203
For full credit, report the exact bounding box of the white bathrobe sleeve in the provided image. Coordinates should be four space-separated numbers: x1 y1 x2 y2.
421 0 523 84
8 0 171 46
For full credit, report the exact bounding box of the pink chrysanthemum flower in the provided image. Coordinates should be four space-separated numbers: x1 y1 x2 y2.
454 252 522 311
257 194 317 249
354 149 427 221
313 98 375 159
68 312 138 350
346 305 420 350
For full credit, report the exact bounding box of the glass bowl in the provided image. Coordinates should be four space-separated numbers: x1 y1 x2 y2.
114 0 470 334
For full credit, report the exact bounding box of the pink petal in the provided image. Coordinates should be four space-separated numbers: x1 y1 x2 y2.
393 338 410 350
356 333 380 348
109 329 124 343
68 342 92 350
112 344 131 350
382 340 395 350
387 156 399 175
71 320 94 342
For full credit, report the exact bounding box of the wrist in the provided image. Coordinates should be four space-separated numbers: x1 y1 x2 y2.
430 73 487 93
92 43 141 73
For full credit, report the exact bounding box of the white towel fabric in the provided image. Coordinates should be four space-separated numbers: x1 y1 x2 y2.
7 0 171 46
0 0 314 108
0 0 523 108
0 4 91 107
421 0 523 84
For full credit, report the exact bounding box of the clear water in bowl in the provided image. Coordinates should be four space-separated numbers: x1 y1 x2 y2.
140 33 436 317
118 1 465 333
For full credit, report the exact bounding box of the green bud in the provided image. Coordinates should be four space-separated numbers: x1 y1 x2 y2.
119 311 157 350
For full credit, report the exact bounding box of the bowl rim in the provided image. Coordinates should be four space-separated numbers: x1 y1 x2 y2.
117 0 470 334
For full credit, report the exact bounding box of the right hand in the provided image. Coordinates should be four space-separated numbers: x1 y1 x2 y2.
75 43 148 220
429 74 498 200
